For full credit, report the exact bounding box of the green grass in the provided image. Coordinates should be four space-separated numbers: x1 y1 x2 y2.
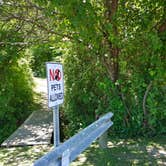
0 136 165 166
71 136 166 166
0 145 53 166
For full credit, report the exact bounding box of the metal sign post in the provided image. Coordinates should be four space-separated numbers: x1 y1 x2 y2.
53 105 60 147
46 62 64 149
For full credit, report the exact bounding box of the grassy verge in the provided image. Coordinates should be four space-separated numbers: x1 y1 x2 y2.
0 145 53 166
71 135 166 166
0 135 165 166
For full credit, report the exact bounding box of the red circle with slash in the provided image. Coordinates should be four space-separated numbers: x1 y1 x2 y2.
55 69 61 81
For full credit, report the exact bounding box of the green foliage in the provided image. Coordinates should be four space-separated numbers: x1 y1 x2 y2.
64 48 104 135
62 0 166 137
0 0 165 139
0 30 34 143
30 44 62 77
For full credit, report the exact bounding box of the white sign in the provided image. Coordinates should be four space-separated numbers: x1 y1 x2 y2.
46 62 64 107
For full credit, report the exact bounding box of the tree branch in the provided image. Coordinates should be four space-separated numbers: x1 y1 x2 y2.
143 81 153 128
0 41 29 46
158 20 166 33
2 0 44 11
105 0 119 22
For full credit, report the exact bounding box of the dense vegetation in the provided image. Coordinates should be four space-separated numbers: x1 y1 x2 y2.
0 0 165 143
0 28 34 143
62 0 166 136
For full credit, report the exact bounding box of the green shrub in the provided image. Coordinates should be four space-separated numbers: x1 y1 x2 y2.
30 44 62 77
63 43 166 137
0 38 34 143
63 48 109 136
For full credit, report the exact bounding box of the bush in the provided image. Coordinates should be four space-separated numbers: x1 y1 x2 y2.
30 44 62 77
0 42 34 144
64 48 110 136
63 43 166 137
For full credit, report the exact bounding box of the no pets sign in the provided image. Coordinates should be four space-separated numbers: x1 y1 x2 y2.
46 62 64 107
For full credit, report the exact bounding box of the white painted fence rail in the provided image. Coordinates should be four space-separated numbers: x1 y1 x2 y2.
34 112 113 166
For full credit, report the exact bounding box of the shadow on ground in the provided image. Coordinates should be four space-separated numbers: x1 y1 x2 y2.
71 136 166 166
0 145 53 166
0 136 165 166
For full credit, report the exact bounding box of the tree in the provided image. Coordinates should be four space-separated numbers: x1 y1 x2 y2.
0 0 165 136
53 0 166 135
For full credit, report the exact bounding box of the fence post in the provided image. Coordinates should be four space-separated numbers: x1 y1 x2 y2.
98 131 108 148
98 114 108 148
61 149 70 166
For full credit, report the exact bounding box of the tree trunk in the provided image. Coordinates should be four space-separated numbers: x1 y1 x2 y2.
103 0 119 83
